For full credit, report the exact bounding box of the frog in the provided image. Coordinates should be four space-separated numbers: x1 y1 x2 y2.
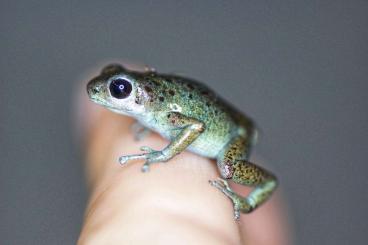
86 64 278 220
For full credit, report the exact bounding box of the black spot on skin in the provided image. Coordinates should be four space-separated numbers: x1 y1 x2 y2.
189 94 193 99
186 84 194 90
167 114 171 118
206 102 210 107
168 90 175 96
144 86 153 93
150 98 154 102
150 80 160 86
159 96 164 102
135 97 141 104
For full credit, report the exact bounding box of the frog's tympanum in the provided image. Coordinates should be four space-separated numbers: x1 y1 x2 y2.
87 64 277 219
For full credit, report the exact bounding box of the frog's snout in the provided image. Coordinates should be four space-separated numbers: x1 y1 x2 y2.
87 82 98 95
87 79 103 98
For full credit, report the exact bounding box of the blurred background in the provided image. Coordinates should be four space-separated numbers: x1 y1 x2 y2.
1 1 367 244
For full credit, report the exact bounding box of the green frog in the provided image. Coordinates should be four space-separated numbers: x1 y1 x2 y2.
86 64 277 219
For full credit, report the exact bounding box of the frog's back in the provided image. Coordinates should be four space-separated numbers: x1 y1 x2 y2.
159 74 256 132
140 73 256 158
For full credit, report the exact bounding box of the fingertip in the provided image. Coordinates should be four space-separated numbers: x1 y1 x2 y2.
239 190 292 245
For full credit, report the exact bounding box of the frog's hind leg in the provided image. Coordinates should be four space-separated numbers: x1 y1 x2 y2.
210 136 277 219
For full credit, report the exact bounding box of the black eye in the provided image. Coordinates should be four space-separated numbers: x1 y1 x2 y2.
109 79 132 99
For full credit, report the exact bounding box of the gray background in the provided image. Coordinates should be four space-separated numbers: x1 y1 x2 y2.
1 1 367 244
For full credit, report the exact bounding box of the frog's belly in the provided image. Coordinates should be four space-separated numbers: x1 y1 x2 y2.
187 136 225 159
165 130 228 159
142 119 230 159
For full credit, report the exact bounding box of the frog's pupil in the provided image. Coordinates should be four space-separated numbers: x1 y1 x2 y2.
109 79 132 99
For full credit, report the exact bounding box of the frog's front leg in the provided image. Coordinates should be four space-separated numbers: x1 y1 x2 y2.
131 121 151 141
119 112 205 172
210 136 277 220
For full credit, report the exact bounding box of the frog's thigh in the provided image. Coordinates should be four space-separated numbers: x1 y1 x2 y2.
217 135 251 179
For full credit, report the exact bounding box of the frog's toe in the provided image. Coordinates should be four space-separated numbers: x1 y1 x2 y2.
209 178 231 192
217 178 231 190
210 179 253 219
119 149 169 172
140 146 155 153
141 162 150 172
234 209 240 221
131 122 151 141
145 149 169 163
118 153 147 165
119 155 130 165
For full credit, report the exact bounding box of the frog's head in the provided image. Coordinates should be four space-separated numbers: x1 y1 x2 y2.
87 64 150 116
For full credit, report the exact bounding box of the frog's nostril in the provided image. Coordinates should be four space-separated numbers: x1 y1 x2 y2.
92 87 99 94
87 82 94 94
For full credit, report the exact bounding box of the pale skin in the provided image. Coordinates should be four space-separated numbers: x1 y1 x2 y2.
77 65 291 245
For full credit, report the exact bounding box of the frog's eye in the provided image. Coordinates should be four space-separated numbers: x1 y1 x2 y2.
109 79 132 99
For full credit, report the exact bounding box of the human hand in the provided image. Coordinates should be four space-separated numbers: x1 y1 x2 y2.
76 64 291 245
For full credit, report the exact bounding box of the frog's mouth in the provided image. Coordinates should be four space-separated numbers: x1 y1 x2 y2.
89 96 114 110
87 91 112 109
88 95 104 105
87 83 134 115
88 95 132 115
108 107 131 115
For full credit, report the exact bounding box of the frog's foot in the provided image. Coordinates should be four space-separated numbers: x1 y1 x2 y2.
131 122 151 141
209 178 252 220
209 178 232 191
119 146 169 172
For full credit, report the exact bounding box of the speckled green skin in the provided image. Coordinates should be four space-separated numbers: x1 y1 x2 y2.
87 64 277 219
